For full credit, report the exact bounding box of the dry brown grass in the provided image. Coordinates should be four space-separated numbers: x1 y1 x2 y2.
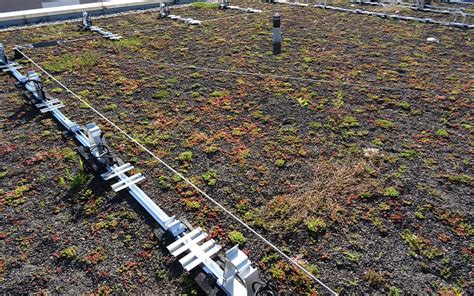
288 157 376 218
252 155 381 232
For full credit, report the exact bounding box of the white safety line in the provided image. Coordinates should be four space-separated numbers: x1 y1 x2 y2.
16 47 338 296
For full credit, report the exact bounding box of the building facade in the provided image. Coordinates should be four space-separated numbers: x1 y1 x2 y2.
1 0 101 13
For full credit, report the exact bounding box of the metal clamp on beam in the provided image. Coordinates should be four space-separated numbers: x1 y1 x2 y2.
222 246 260 296
167 228 223 276
167 15 202 25
66 121 81 133
0 43 8 65
24 71 46 102
35 98 65 113
164 216 186 237
81 11 92 30
110 173 145 192
80 12 123 40
160 3 170 18
101 163 134 180
84 123 114 166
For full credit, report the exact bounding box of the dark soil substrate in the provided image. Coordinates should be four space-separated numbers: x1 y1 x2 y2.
1 2 472 295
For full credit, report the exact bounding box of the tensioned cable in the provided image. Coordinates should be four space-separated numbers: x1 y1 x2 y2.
15 48 338 296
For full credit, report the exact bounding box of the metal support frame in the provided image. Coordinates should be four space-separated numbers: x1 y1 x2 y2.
275 0 309 7
307 3 474 29
222 246 260 296
349 0 474 17
167 228 222 275
0 43 267 296
160 3 171 18
220 0 263 13
220 0 231 9
81 11 92 30
226 6 263 13
166 14 202 25
80 11 123 40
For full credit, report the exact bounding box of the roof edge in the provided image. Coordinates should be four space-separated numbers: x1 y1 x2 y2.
0 0 173 28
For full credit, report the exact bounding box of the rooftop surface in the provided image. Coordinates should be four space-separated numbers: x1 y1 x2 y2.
0 1 473 294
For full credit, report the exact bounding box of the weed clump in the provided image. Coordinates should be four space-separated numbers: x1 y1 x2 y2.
376 119 394 129
60 159 89 190
275 159 285 167
202 170 217 186
364 268 385 286
153 90 170 99
5 184 30 206
401 229 443 259
178 151 193 162
341 116 359 128
399 101 411 110
305 217 326 234
383 187 400 198
114 37 143 50
228 231 247 246
59 246 77 259
435 129 449 138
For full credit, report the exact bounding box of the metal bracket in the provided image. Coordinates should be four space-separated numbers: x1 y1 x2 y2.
84 122 114 165
0 43 8 65
80 12 123 40
225 5 263 13
81 11 92 30
164 215 186 236
160 3 170 18
66 121 81 133
167 15 202 25
35 98 65 113
1 62 22 72
167 228 223 277
110 173 145 192
90 26 123 40
85 122 102 147
101 162 134 180
220 0 230 9
222 246 260 296
24 71 46 102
